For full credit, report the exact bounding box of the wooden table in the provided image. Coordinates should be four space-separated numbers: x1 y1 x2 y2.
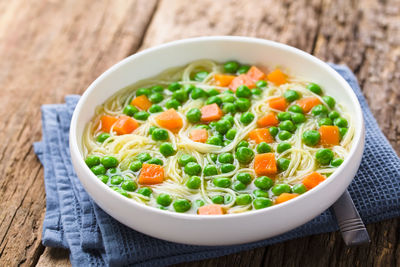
0 0 399 266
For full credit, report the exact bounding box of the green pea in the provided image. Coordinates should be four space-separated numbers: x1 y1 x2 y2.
334 117 348 128
173 199 191 212
186 108 201 123
150 85 164 93
186 176 201 189
194 71 209 82
302 130 320 146
136 152 151 162
123 104 139 116
191 87 206 99
339 127 348 138
279 120 296 132
292 184 307 194
307 83 322 95
315 148 334 165
253 197 273 209
236 194 252 205
311 104 328 116
138 187 152 197
97 174 109 184
136 88 151 96
235 147 255 164
225 128 237 140
236 85 252 98
184 84 195 94
284 90 300 102
253 189 269 198
269 126 279 137
277 112 291 121
134 111 150 120
235 98 251 112
196 124 210 130
223 114 234 125
178 154 196 166
152 128 169 141
168 82 181 92
91 165 106 175
232 181 246 191
147 158 163 166
292 113 306 124
224 194 233 204
220 163 235 173
113 187 130 198
240 112 255 125
121 180 137 191
159 142 175 157
254 176 274 190
203 164 218 176
172 89 188 103
251 88 262 96
101 156 119 168
222 102 237 114
224 61 239 73
210 154 218 162
215 119 232 134
218 153 234 164
129 160 142 172
206 96 222 106
165 99 181 110
277 158 290 171
211 195 224 204
85 155 100 167
237 65 250 74
213 177 232 188
319 118 333 126
96 133 110 143
237 140 249 148
148 126 158 135
331 158 344 167
110 175 123 185
322 96 336 108
195 199 205 207
149 104 163 113
156 193 172 206
271 184 291 196
223 141 232 146
328 111 340 120
288 105 303 113
207 89 220 96
149 93 164 104
236 173 252 184
184 162 201 176
257 142 272 153
108 168 117 175
206 135 223 146
256 80 267 88
278 130 292 140
221 94 236 103
277 142 291 153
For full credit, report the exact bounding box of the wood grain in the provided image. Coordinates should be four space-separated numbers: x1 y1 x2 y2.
0 0 398 266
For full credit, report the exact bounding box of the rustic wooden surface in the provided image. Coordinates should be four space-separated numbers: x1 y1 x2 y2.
0 0 399 266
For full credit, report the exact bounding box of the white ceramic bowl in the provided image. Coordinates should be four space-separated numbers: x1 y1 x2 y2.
70 36 364 246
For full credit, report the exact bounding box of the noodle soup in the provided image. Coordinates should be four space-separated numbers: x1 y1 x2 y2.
82 60 354 215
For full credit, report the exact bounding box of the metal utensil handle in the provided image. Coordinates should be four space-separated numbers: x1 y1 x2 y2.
332 190 370 246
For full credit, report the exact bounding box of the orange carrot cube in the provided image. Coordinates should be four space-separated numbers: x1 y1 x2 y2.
138 163 164 185
254 153 277 176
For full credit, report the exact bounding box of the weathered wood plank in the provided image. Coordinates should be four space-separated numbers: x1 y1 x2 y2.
0 0 158 266
36 248 70 267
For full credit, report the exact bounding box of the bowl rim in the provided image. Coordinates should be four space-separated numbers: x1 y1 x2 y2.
70 35 364 220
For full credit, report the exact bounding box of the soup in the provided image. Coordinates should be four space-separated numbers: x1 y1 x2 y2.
82 60 354 215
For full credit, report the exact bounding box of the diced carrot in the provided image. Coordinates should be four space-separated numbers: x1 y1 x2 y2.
254 153 277 176
101 115 118 132
302 172 326 190
268 97 288 111
275 193 299 204
248 128 275 144
189 129 208 143
257 112 279 127
267 69 287 85
200 103 223 123
130 95 152 110
297 97 322 113
246 66 266 82
113 116 139 135
319 125 340 147
229 74 256 91
214 74 236 87
138 163 164 185
155 109 183 133
198 204 224 215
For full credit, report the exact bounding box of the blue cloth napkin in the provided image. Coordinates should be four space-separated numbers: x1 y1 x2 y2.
34 64 400 267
